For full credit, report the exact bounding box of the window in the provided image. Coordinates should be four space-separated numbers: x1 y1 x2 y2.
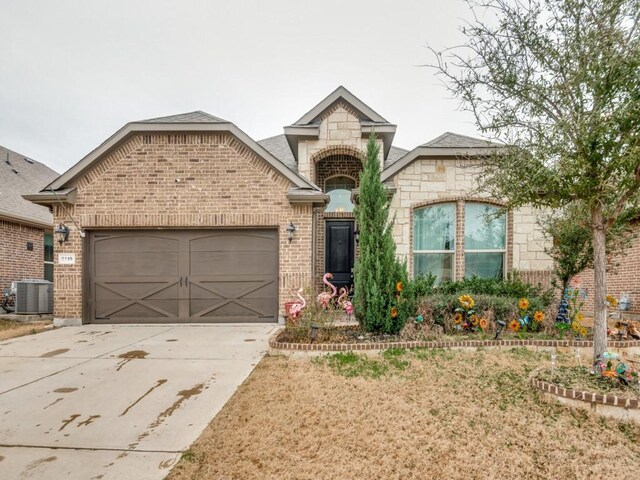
325 176 356 213
413 203 455 283
464 203 506 279
44 233 54 282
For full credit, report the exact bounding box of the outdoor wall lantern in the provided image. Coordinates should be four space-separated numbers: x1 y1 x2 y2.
354 227 360 244
494 320 507 340
54 223 70 245
286 222 297 242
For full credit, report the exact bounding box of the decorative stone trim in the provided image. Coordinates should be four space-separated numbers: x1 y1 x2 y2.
530 378 640 409
269 336 640 352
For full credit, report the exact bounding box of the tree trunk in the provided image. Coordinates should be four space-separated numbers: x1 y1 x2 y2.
591 207 608 362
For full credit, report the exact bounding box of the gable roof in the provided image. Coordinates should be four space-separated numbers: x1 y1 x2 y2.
35 111 319 197
381 132 504 182
139 111 227 124
293 86 390 125
0 145 58 227
422 132 502 149
284 86 397 162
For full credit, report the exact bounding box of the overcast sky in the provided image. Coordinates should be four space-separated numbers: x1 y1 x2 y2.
1 0 481 174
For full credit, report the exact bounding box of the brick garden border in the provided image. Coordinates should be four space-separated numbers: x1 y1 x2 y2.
530 378 640 410
270 335 640 352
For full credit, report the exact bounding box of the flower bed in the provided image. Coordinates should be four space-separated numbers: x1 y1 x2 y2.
270 329 640 352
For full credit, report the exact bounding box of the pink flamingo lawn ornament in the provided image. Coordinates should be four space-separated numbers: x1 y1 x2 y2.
338 287 354 317
317 273 337 309
288 288 306 323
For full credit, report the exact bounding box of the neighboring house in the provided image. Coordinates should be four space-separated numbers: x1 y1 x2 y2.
573 223 640 319
1 145 58 291
25 86 553 325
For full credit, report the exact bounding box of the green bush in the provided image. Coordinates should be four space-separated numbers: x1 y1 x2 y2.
435 273 553 306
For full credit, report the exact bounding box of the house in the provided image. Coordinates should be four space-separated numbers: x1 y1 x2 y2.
1 145 58 292
573 223 640 319
25 86 553 325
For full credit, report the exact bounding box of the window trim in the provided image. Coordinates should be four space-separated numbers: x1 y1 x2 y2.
412 202 456 282
463 202 507 280
410 197 511 281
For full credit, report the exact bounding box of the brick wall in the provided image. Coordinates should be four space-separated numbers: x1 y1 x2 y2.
52 132 313 321
313 153 363 288
0 219 45 290
574 223 640 317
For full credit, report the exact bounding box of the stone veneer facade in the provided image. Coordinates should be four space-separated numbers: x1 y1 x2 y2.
388 157 553 282
52 133 313 321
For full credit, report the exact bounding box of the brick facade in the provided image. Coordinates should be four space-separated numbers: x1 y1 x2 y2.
0 219 46 291
313 152 363 288
52 133 313 321
574 223 640 318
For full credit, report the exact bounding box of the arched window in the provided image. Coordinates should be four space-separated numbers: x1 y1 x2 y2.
413 200 507 282
413 203 455 283
325 176 356 213
464 203 506 279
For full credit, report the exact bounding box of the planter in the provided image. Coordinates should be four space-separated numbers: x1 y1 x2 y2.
530 378 640 425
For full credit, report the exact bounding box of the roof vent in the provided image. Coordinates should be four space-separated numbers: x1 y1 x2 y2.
12 168 19 174
5 158 10 166
23 157 34 164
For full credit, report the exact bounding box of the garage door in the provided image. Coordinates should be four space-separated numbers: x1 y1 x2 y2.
88 230 278 324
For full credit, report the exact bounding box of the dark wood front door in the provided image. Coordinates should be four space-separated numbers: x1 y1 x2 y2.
325 220 355 292
88 230 278 324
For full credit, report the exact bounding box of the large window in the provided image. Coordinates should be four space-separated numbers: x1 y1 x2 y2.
413 201 507 282
325 176 356 213
413 203 455 283
464 203 506 279
44 233 54 282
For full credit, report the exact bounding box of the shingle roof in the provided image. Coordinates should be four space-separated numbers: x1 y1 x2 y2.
422 132 502 148
0 146 58 227
137 111 227 124
257 134 297 171
384 145 410 168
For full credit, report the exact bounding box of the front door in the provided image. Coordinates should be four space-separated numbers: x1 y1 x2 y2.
325 220 355 292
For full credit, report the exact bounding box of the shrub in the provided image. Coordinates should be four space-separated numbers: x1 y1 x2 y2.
435 273 553 306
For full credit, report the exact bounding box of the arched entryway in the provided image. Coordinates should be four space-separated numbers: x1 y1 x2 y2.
311 148 364 292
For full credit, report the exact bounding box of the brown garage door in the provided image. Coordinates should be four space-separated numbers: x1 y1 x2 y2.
88 230 278 324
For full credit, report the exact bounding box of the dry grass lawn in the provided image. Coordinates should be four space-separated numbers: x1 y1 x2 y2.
169 348 640 480
0 319 52 341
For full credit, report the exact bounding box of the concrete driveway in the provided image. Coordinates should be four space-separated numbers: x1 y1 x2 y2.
0 324 277 479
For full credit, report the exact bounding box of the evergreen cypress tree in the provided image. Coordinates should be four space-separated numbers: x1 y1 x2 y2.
354 133 407 333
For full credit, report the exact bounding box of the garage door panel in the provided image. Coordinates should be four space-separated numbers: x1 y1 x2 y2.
189 252 277 276
188 278 277 298
104 302 178 320
189 232 276 252
95 252 179 277
94 235 178 253
191 299 274 319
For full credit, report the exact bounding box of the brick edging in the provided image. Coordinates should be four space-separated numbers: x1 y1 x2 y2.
530 378 640 409
269 336 640 352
